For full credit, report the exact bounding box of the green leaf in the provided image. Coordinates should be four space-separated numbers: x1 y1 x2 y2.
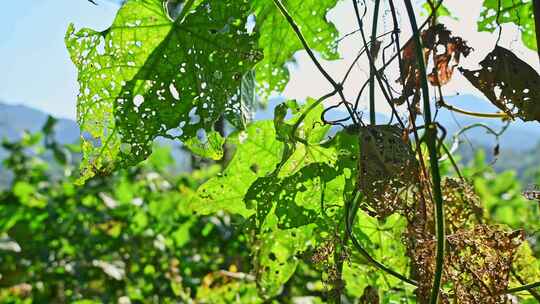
253 0 340 95
344 214 412 296
257 214 315 297
478 0 537 50
194 100 359 297
192 121 283 218
13 181 47 209
196 281 262 304
193 98 340 218
66 0 261 183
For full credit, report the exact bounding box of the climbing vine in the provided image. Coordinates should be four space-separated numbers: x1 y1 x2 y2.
64 0 540 302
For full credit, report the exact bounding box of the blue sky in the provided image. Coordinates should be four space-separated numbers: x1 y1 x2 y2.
0 0 119 119
1 1 537 120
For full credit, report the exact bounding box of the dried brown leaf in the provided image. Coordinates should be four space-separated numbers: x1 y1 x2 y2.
357 125 418 218
460 46 540 122
394 24 472 105
359 286 380 304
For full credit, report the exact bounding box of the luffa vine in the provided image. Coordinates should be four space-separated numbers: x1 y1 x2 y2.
69 0 540 302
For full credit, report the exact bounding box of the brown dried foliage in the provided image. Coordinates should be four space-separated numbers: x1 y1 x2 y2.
460 46 540 122
445 226 523 303
441 178 483 233
403 178 524 303
311 237 346 295
357 125 418 218
395 23 472 106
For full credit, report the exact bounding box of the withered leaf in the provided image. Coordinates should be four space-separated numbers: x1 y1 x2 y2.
357 125 418 218
404 178 523 303
441 178 483 233
445 226 524 304
407 225 523 304
395 24 472 105
460 46 540 122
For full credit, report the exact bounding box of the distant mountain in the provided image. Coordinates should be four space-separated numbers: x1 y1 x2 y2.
0 102 191 174
435 94 540 151
0 102 79 144
3 95 539 150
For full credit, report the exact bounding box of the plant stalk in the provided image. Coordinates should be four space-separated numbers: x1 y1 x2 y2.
369 0 381 125
403 1 446 303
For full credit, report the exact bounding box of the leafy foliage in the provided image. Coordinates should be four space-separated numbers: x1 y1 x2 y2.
252 0 339 95
478 0 538 50
67 0 262 182
12 0 538 302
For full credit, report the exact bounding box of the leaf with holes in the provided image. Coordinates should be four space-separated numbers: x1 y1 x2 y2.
459 46 540 122
478 0 537 51
66 0 262 183
253 0 340 96
192 121 282 218
357 125 418 219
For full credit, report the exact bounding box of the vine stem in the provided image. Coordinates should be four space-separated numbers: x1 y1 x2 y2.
504 281 540 294
402 1 446 303
510 269 540 300
271 0 358 125
387 0 432 212
345 191 418 286
369 0 381 125
438 100 510 119
351 0 406 129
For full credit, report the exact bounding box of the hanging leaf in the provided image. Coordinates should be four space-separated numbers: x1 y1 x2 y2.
252 0 339 95
357 125 418 218
445 226 524 304
406 177 526 303
66 0 262 183
459 46 540 122
478 0 537 51
395 24 472 105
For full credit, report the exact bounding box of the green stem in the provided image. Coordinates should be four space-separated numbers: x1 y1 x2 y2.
345 191 418 286
403 1 445 304
369 0 381 125
504 281 540 294
440 143 463 180
351 0 405 128
438 101 510 119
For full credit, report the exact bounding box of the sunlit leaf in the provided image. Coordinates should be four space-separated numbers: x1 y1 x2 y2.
66 0 261 183
478 0 537 50
253 0 339 95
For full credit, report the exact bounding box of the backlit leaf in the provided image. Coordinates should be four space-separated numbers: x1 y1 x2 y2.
478 0 537 50
253 0 340 95
67 0 261 183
